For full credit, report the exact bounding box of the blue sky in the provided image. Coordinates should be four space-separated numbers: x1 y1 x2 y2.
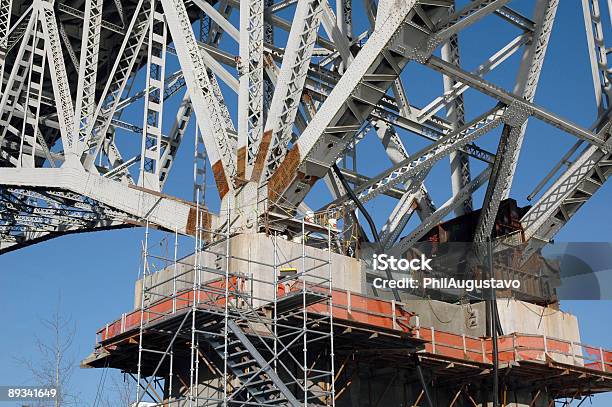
2 0 612 405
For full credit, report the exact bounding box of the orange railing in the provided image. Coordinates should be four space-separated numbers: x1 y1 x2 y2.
96 285 612 374
415 325 612 372
97 284 414 343
98 277 238 342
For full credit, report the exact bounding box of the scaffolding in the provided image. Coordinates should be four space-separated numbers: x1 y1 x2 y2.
132 204 336 406
85 208 612 406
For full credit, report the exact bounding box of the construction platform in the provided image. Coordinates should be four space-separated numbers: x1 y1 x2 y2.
82 231 612 406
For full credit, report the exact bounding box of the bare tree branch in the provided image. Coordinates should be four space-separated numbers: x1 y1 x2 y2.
14 294 81 407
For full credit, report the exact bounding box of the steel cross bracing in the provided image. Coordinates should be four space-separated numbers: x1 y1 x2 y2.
0 188 131 251
18 11 45 169
441 7 472 217
5 6 33 55
516 0 612 259
472 0 558 246
266 0 514 209
321 105 507 215
389 167 492 257
0 11 36 166
38 0 76 157
251 0 324 183
58 21 79 73
162 0 237 199
83 0 151 167
1 0 612 262
360 0 435 248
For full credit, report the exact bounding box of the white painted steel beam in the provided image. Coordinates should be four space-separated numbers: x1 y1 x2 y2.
38 0 77 158
441 3 472 216
0 0 13 90
193 0 240 42
236 0 264 179
0 167 217 235
138 6 167 191
251 0 324 182
325 106 506 212
83 0 151 168
162 0 236 198
267 0 511 209
473 0 558 244
74 0 103 153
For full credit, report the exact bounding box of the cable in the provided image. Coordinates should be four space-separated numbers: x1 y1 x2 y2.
426 297 461 324
517 299 560 317
331 163 380 243
331 163 401 301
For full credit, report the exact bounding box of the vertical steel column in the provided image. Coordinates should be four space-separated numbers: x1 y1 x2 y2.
139 2 167 190
74 0 103 153
582 0 612 112
38 0 76 158
336 0 352 39
18 14 45 168
327 221 336 406
273 231 279 373
189 197 201 406
301 218 307 405
0 13 36 152
237 0 264 179
253 0 324 182
263 0 274 122
223 205 231 406
83 0 151 168
168 228 178 403
441 3 472 215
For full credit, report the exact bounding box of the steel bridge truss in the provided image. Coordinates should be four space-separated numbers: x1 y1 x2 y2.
0 0 611 258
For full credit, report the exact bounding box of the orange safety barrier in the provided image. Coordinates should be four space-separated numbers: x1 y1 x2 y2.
96 284 612 375
98 277 238 342
414 326 612 373
97 283 414 343
417 327 487 363
307 289 413 332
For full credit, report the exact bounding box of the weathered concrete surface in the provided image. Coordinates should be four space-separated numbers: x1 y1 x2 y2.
135 232 363 308
134 233 581 354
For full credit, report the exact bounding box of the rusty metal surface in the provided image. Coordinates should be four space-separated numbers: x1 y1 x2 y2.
267 145 303 203
212 160 230 198
250 129 273 182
